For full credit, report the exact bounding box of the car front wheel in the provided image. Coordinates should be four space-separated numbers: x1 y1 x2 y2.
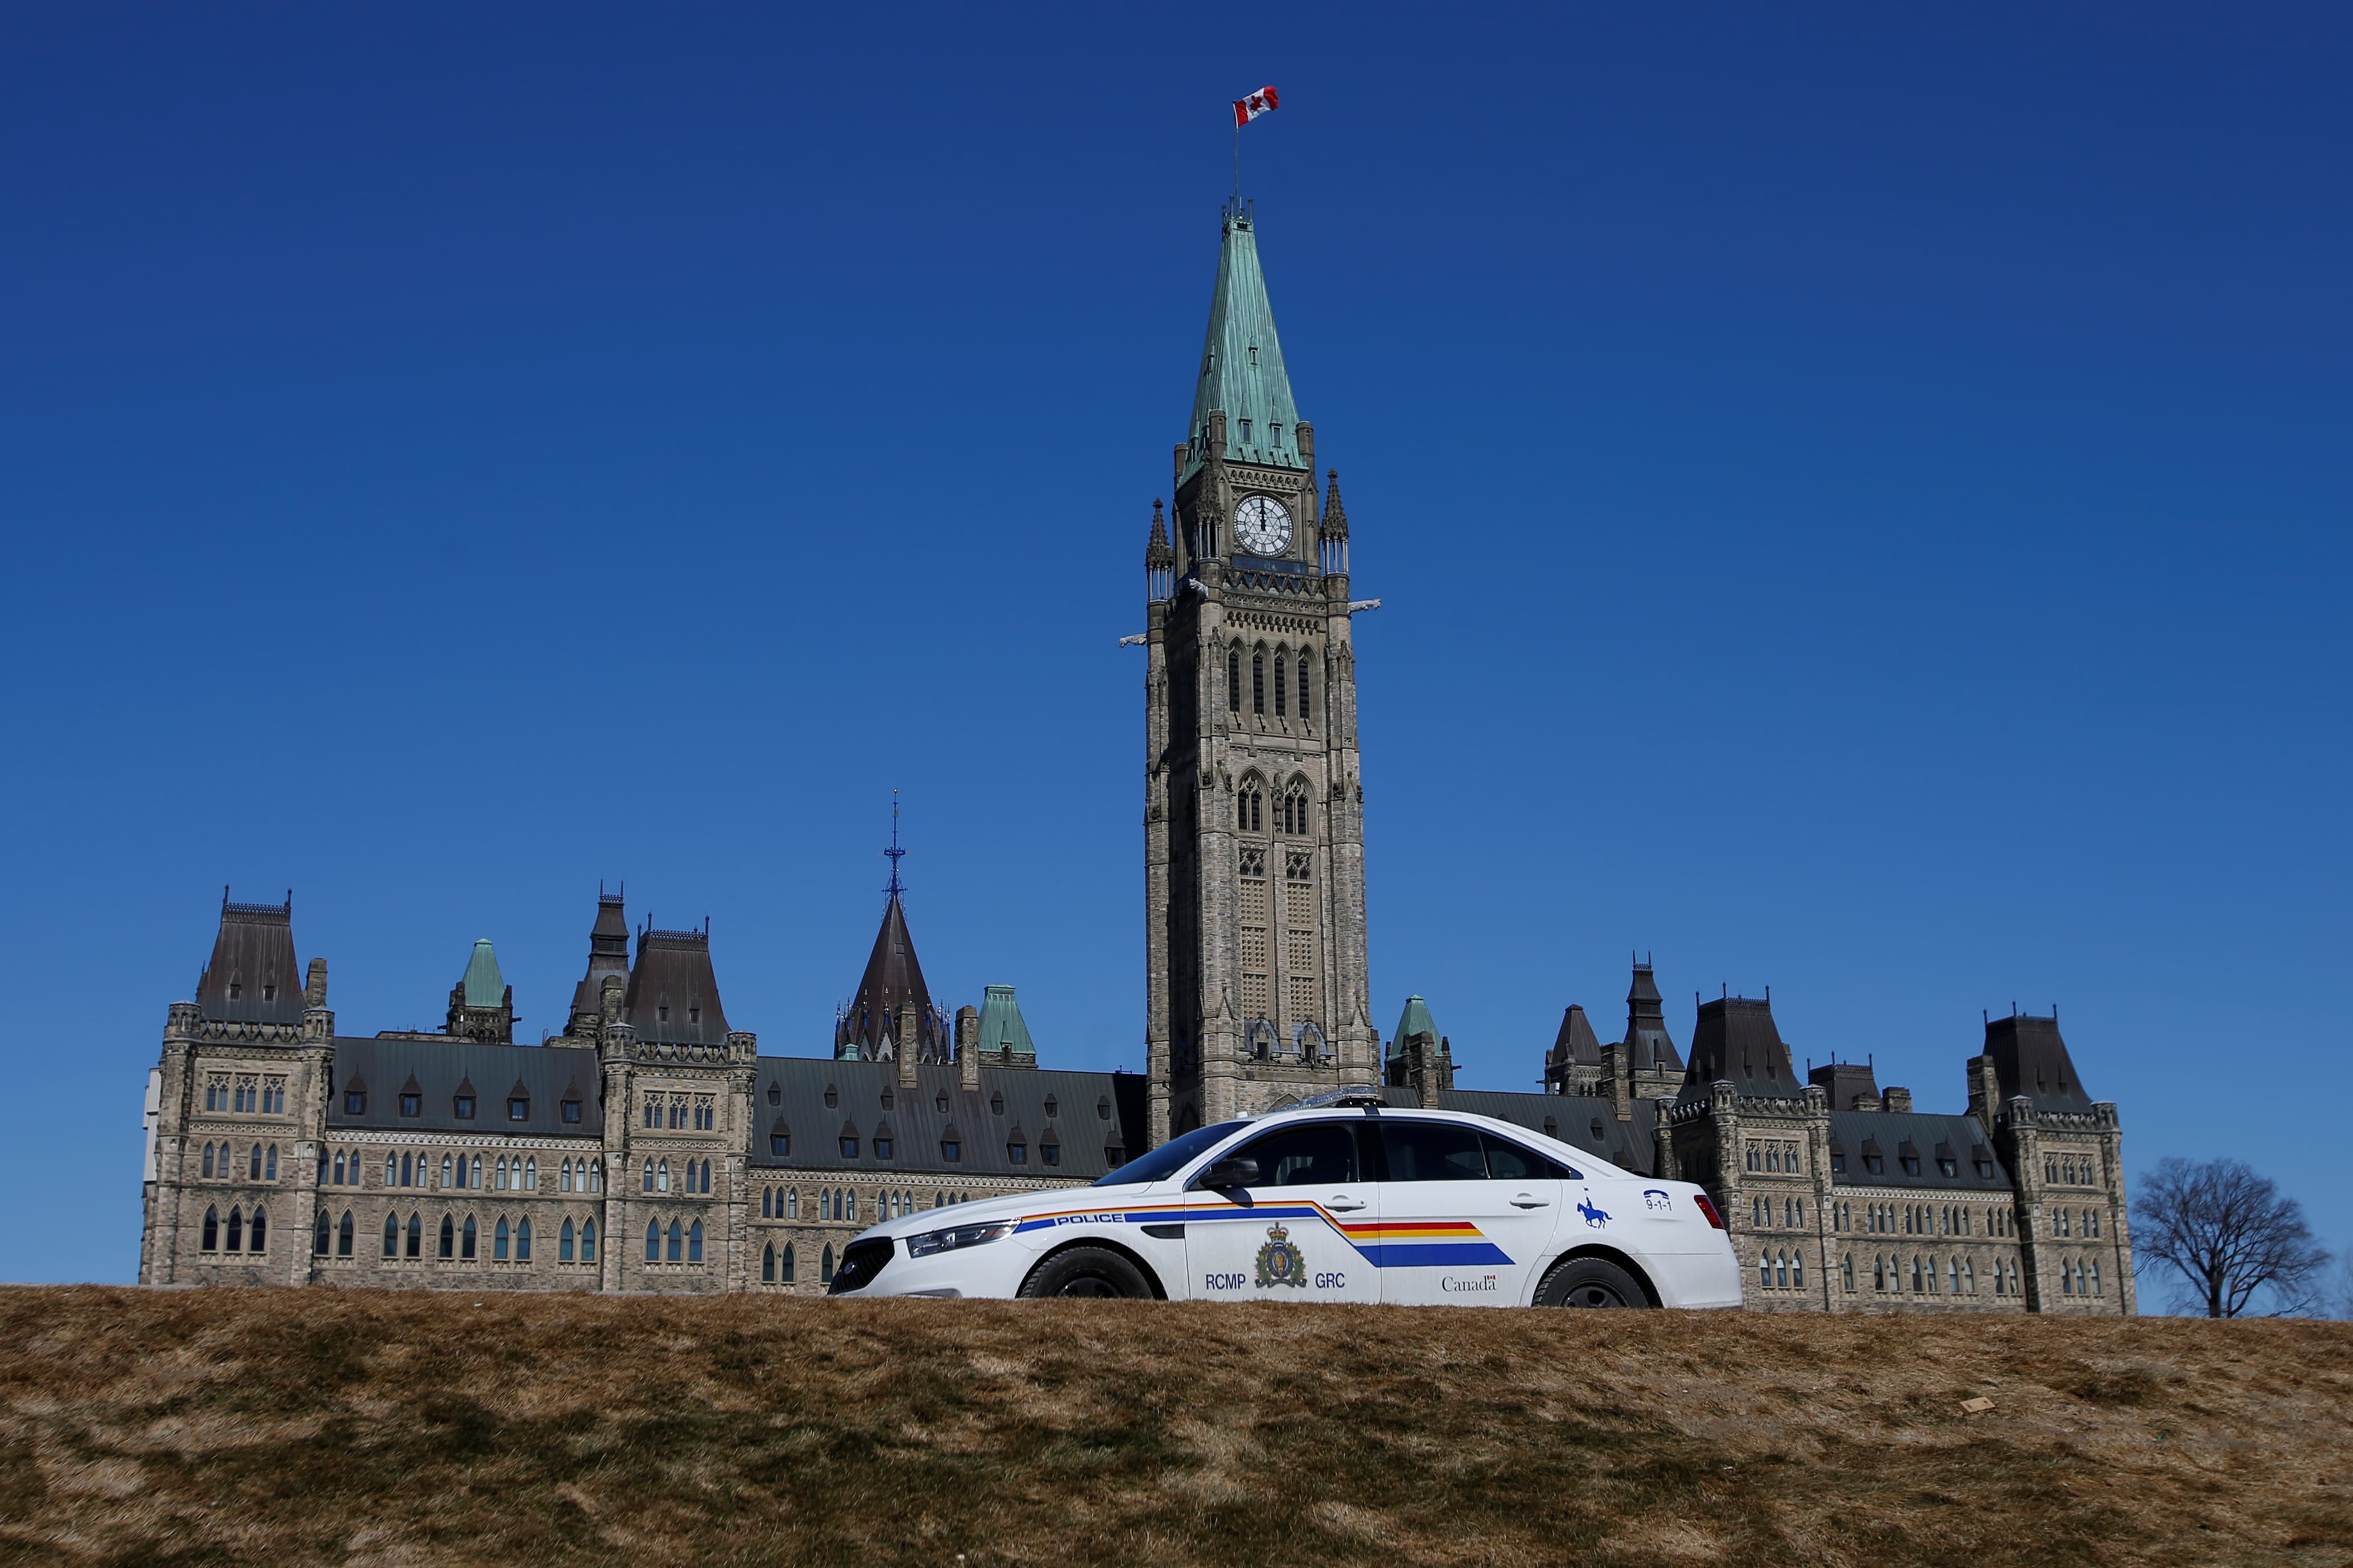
1017 1246 1155 1300
1534 1255 1651 1309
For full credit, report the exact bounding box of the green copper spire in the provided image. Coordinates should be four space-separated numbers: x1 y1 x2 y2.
1181 209 1304 481
1389 994 1439 1062
461 939 505 1008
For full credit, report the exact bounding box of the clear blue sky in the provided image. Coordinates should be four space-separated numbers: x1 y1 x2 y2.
5 5 2346 1288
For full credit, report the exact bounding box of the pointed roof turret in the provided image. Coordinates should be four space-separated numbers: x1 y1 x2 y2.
1388 995 1439 1061
1321 469 1348 539
1550 1004 1603 1069
1145 499 1173 568
1180 210 1304 481
1680 994 1797 1100
836 805 945 1061
460 940 505 1008
1983 1011 2094 1113
1622 960 1683 1074
567 889 631 1031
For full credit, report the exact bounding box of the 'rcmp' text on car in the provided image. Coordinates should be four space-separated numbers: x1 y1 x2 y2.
825 1093 1741 1307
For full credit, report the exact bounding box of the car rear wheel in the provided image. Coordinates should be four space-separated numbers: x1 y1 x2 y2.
1534 1256 1650 1309
1017 1246 1154 1300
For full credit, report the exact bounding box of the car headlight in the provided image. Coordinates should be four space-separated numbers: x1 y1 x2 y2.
904 1219 1020 1258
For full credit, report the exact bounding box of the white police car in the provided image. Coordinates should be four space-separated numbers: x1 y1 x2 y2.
827 1092 1741 1308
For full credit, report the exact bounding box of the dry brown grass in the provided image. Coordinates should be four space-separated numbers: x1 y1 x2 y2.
0 1287 2347 1567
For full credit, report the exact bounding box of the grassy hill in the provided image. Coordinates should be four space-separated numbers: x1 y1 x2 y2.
0 1288 2347 1567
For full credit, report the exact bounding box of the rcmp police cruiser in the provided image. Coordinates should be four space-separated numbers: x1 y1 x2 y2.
828 1090 1742 1308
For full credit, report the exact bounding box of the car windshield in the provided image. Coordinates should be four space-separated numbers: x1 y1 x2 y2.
1091 1120 1247 1187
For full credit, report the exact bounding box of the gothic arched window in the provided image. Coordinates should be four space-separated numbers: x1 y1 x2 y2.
581 1217 598 1262
1252 653 1265 714
561 1218 576 1261
202 1206 219 1251
406 1212 422 1258
1228 649 1241 712
201 1144 215 1179
667 1221 683 1262
782 1242 796 1282
338 1209 354 1257
1274 656 1287 717
517 1218 532 1262
382 1213 399 1258
1298 657 1311 720
821 1244 835 1284
688 1221 703 1264
438 1214 455 1259
494 1217 509 1261
646 1219 662 1262
763 1243 776 1283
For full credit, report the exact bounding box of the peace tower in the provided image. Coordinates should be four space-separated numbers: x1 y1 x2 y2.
1142 204 1376 1143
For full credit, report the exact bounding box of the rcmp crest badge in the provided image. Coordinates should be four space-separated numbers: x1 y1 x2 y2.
1254 1222 1308 1288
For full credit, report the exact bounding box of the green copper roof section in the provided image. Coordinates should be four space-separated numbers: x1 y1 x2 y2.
1181 211 1304 482
974 983 1037 1061
1389 994 1438 1060
461 939 505 1008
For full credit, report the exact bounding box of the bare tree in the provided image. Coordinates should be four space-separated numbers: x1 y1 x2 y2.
2131 1157 2328 1318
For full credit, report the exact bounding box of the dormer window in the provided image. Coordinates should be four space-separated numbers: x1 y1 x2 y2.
1938 1157 1958 1177
768 1084 781 1106
1269 422 1281 446
658 1005 670 1024
1043 1096 1058 1119
454 1095 475 1120
344 1090 366 1116
823 1085 839 1109
880 1088 894 1111
227 982 242 1001
399 1093 421 1117
262 984 276 1002
1238 419 1252 442
989 1093 1004 1116
688 1005 700 1025
508 1097 530 1122
562 1098 582 1124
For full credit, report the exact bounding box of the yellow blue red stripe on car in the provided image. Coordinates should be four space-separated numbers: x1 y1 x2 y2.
1009 1200 1515 1266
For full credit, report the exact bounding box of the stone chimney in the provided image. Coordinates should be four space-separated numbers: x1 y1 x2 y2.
957 1005 981 1090
1883 1086 1913 1114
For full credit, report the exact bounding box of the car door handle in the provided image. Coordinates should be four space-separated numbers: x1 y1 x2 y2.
1510 1193 1551 1209
1325 1197 1368 1212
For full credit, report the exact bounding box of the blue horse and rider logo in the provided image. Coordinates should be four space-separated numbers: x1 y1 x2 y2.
1576 1190 1610 1229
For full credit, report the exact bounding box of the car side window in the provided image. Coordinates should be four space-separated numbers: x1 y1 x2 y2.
1481 1132 1577 1182
1378 1121 1488 1182
1231 1121 1357 1186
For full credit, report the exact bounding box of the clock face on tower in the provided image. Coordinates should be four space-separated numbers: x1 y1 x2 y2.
1233 495 1292 556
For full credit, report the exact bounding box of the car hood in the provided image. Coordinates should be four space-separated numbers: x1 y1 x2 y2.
858 1181 1171 1242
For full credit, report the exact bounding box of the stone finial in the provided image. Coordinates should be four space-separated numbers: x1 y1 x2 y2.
304 957 328 1008
897 1000 920 1088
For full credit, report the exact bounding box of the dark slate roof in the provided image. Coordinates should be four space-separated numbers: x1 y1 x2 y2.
1983 1013 2094 1114
749 1058 1149 1181
1827 1110 2009 1192
1381 1087 1660 1177
623 927 731 1045
326 1038 601 1138
1622 962 1683 1073
835 895 947 1059
1680 996 1801 1100
568 892 631 1026
196 893 306 1025
1809 1059 1881 1110
1549 1005 1602 1068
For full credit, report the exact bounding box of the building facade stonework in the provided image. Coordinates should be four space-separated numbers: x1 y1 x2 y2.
139 203 2130 1313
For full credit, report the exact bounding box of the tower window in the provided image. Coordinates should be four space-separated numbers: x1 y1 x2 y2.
1252 655 1265 714
1298 658 1311 720
1238 419 1252 442
1274 659 1286 717
1228 651 1241 711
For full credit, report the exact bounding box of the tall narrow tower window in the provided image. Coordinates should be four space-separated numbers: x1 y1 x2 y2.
1252 655 1265 714
1298 658 1312 720
1228 651 1241 712
1274 660 1286 717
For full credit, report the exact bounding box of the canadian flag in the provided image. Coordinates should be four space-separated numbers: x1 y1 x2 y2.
1232 86 1278 127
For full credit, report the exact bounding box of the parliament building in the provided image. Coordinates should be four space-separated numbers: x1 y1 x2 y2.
138 203 2132 1314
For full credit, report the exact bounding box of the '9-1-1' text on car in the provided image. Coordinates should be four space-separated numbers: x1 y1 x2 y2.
827 1092 1742 1308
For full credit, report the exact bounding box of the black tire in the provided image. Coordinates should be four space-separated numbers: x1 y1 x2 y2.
1533 1255 1651 1309
1017 1246 1154 1300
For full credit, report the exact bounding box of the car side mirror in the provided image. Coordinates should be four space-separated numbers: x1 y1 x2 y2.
1200 1156 1260 1189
